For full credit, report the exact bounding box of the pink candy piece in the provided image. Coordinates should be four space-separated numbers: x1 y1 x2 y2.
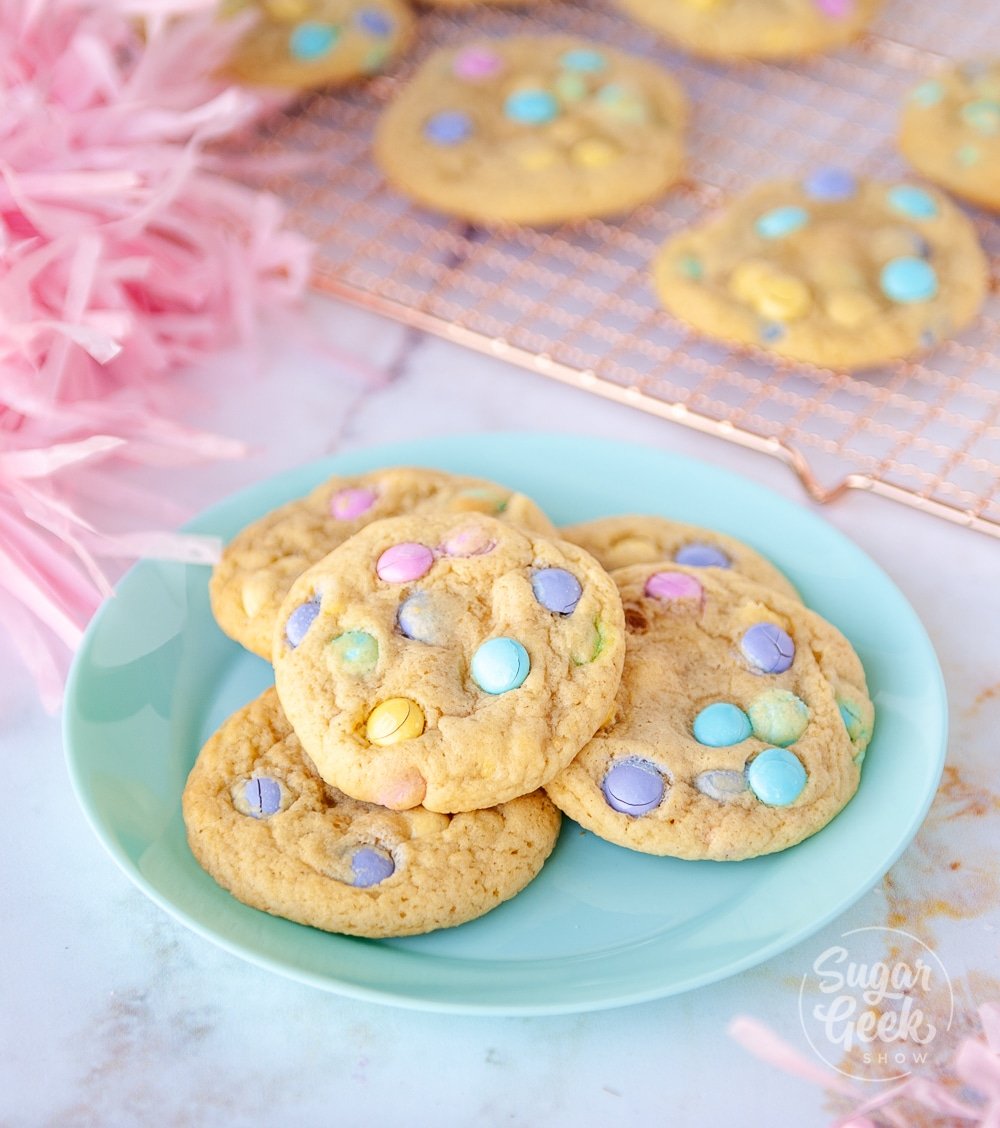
453 47 504 81
331 487 377 520
814 0 853 17
440 523 496 558
644 571 704 602
377 542 434 583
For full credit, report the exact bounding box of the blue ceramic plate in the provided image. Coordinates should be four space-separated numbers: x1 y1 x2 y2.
64 434 947 1014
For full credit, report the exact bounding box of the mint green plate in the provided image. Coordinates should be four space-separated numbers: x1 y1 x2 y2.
64 434 947 1014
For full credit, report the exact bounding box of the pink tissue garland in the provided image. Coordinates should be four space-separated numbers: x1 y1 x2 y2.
730 1003 1000 1126
0 0 314 709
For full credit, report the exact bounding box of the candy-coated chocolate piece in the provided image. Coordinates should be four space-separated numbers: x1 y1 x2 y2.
748 689 809 746
692 702 752 747
350 845 395 887
505 89 559 125
594 83 648 123
397 592 444 644
880 257 938 303
644 571 704 602
674 542 731 568
376 541 434 582
285 598 320 647
453 46 504 81
741 621 795 674
329 629 379 672
814 0 853 17
803 167 856 201
439 523 495 557
572 138 619 168
531 567 582 615
961 99 1000 135
366 698 425 745
746 748 807 806
755 205 809 239
289 21 338 61
245 776 282 818
330 486 377 520
678 254 703 280
601 758 665 815
838 699 866 740
554 73 587 103
911 80 945 107
694 769 746 801
424 110 473 146
886 184 939 219
355 8 392 35
471 637 530 694
560 48 607 72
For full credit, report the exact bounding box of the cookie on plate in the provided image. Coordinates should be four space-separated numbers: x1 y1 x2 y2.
612 0 880 61
273 513 626 812
654 170 988 370
221 0 413 89
210 467 556 660
560 514 798 600
183 689 561 937
544 564 873 861
900 61 1000 212
373 36 687 226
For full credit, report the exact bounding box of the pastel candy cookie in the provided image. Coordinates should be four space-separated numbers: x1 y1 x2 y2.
373 36 687 226
273 513 626 812
544 564 873 860
654 172 987 370
183 689 561 937
210 467 556 659
612 0 881 61
560 514 798 601
221 0 413 89
900 61 1000 212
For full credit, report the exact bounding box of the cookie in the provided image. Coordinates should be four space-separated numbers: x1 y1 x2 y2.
221 0 413 89
273 513 626 812
183 689 561 937
373 36 687 226
560 515 798 601
210 467 556 660
654 171 988 370
900 61 1000 213
545 564 873 861
612 0 880 61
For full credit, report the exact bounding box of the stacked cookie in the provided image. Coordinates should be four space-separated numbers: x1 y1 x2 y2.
184 465 874 938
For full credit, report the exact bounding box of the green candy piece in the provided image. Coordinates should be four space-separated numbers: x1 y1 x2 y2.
748 689 809 747
329 629 379 673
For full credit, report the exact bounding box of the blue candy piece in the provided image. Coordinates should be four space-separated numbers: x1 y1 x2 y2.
351 846 395 887
424 110 473 145
245 776 281 818
674 542 731 568
289 21 338 61
285 598 320 647
397 592 443 644
880 257 938 303
531 567 582 615
504 89 560 125
887 184 939 219
741 622 795 674
755 205 809 239
559 48 607 72
692 702 752 747
803 167 856 201
760 322 786 343
471 637 530 694
746 748 807 806
601 758 665 816
355 8 392 35
838 699 866 741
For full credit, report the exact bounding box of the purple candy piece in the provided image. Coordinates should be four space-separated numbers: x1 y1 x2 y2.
355 8 392 35
397 591 442 643
741 622 795 674
424 110 473 145
531 567 582 615
245 776 281 818
803 167 857 201
351 845 395 887
674 542 731 568
285 598 320 647
601 758 666 816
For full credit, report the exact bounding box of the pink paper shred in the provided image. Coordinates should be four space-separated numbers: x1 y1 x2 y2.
0 0 316 709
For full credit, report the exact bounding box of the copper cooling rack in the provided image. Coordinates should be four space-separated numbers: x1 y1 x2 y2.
238 0 1000 538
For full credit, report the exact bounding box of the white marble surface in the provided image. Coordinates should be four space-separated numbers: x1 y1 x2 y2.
3 294 1000 1128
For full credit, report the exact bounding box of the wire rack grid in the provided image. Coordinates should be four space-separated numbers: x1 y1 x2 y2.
235 0 1000 538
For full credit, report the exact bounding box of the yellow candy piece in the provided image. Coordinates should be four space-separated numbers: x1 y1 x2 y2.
824 290 881 328
728 260 776 303
752 274 812 321
571 138 620 168
365 698 425 746
517 145 559 172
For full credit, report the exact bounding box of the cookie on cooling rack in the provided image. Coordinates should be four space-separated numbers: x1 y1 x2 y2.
560 515 799 601
221 0 413 89
210 466 556 660
373 36 687 226
183 689 562 937
273 513 626 813
611 0 881 61
544 564 873 861
900 60 1000 213
653 170 988 371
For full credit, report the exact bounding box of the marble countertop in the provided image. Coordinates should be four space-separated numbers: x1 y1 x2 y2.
4 294 999 1128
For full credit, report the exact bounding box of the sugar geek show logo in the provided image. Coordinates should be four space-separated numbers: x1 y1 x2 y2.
798 926 953 1081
